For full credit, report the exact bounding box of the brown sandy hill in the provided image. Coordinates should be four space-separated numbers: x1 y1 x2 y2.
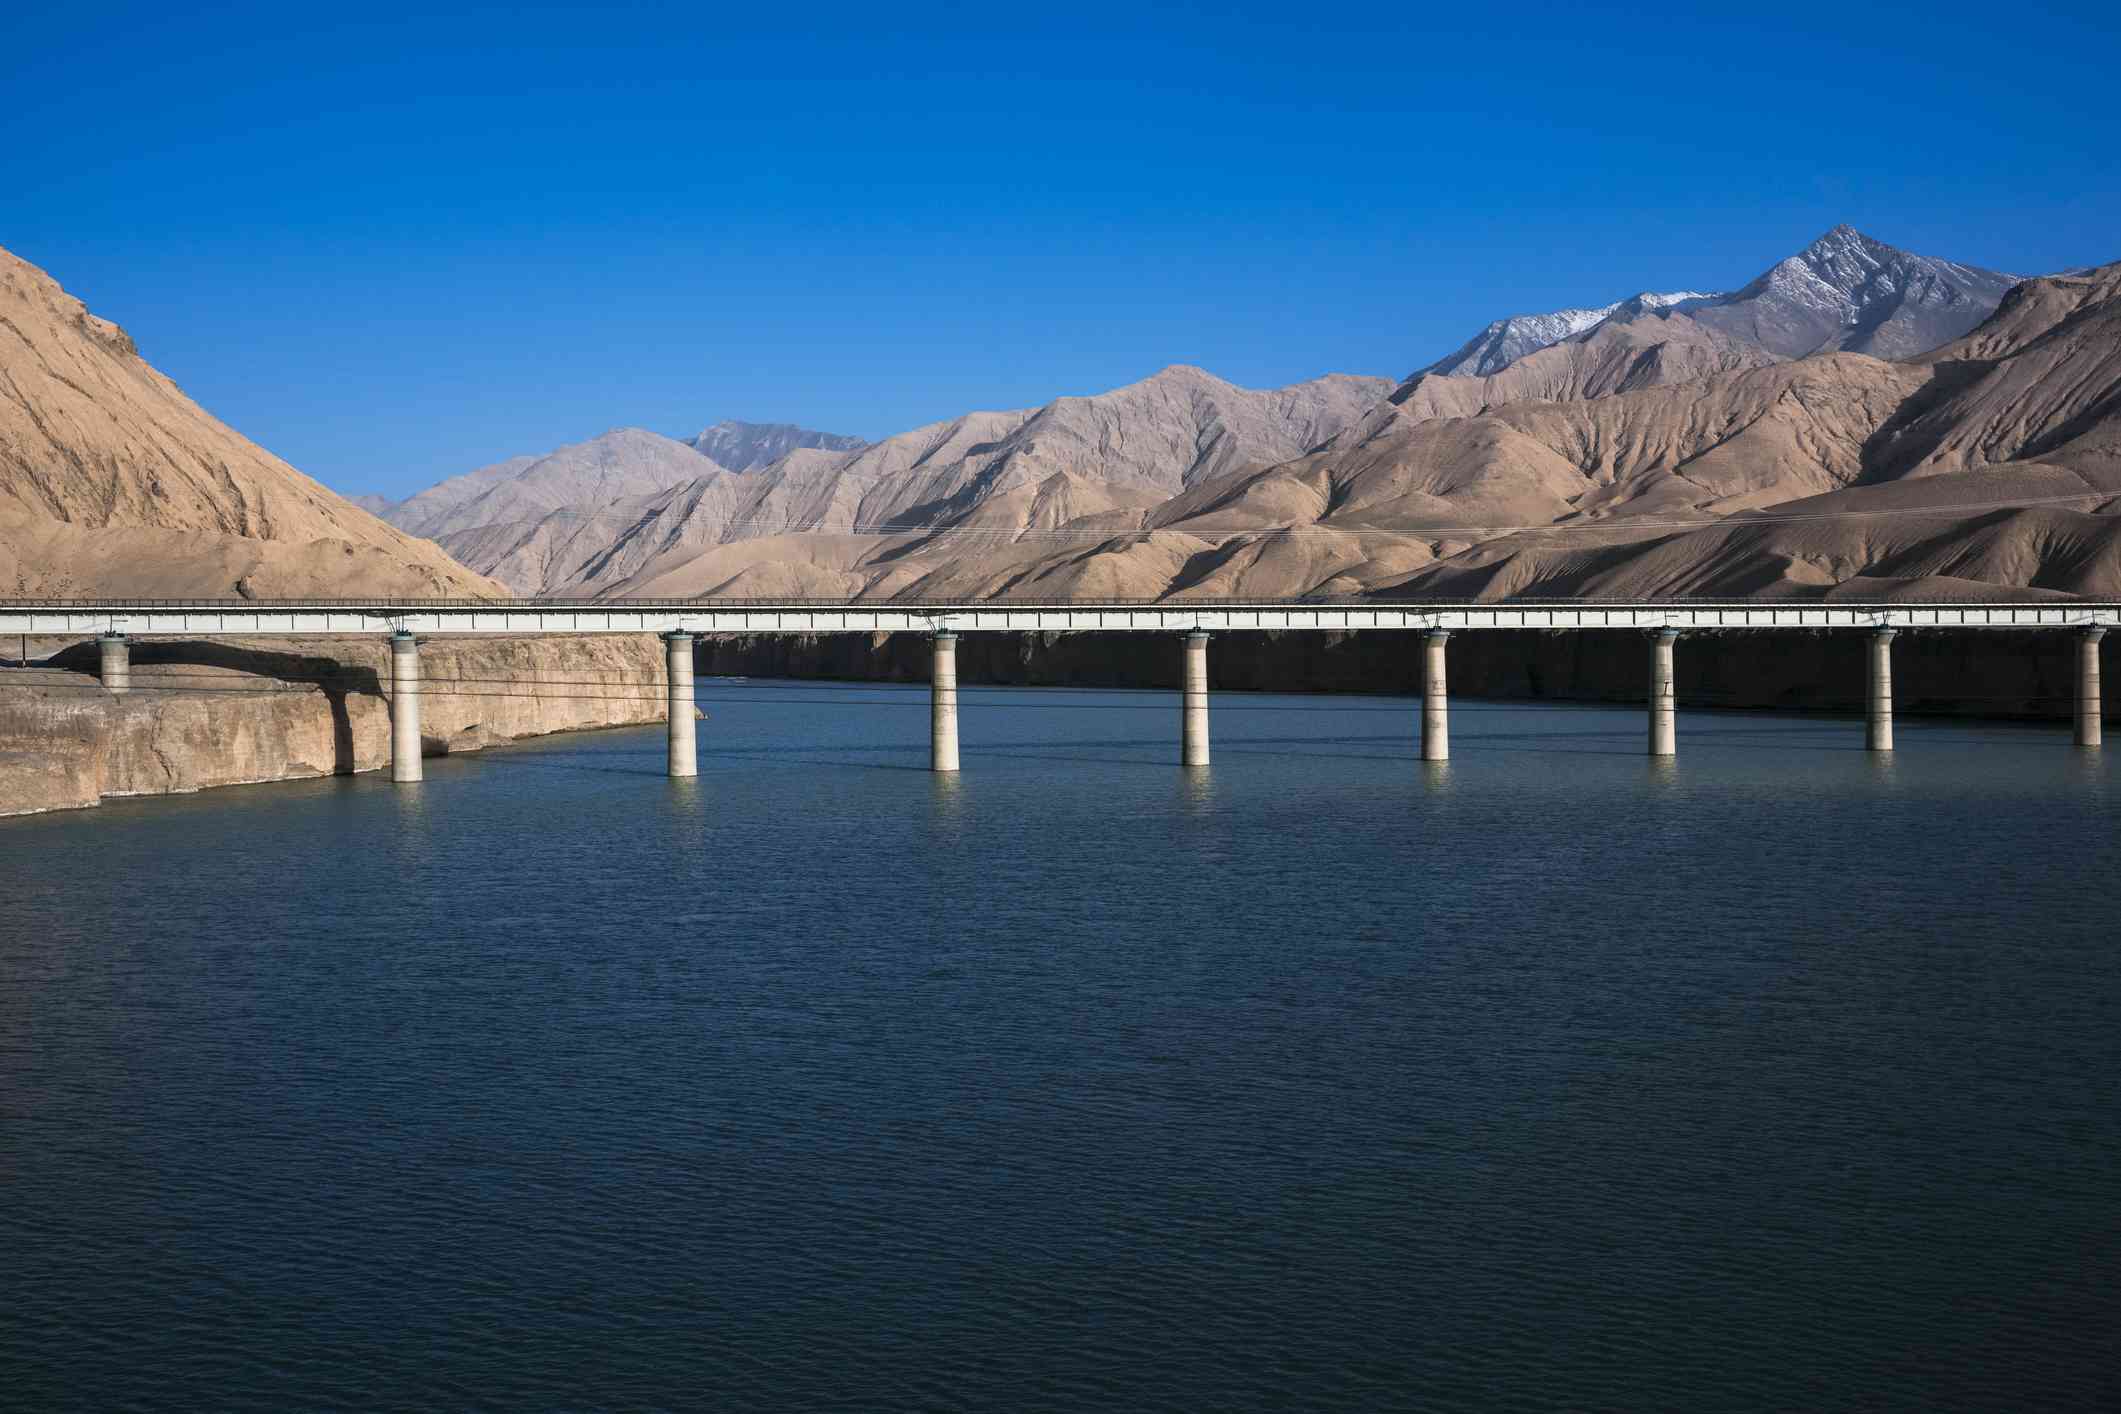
0 244 505 598
1866 265 2121 482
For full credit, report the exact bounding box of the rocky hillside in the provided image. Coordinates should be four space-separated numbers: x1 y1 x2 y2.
0 244 504 598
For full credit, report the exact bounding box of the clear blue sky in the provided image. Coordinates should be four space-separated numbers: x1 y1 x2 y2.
3 1 2116 499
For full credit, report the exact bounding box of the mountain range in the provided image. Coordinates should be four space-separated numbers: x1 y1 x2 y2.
381 225 2111 601
3 226 2114 603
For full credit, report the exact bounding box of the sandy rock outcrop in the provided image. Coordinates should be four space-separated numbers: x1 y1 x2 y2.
0 635 667 817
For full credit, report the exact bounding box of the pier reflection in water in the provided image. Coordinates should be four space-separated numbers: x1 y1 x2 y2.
1 682 2116 1412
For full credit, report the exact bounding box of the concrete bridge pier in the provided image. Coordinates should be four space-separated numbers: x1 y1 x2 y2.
1648 629 1678 757
1867 628 1896 752
931 631 960 773
98 633 131 695
663 630 697 777
1182 631 1210 767
2077 626 2105 747
1421 629 1450 761
390 630 423 783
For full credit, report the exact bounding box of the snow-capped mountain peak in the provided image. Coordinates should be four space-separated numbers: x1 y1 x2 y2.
1418 227 2027 377
1419 290 1720 378
1696 226 2025 357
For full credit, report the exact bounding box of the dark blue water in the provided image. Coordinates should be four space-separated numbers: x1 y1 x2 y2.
3 682 2117 1411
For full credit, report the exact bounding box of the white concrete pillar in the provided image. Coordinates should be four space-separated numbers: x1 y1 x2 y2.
1181 631 1210 767
1421 629 1450 761
1867 627 1896 753
663 631 697 777
2077 626 2105 748
390 630 423 783
98 633 130 695
931 631 960 773
1648 629 1678 757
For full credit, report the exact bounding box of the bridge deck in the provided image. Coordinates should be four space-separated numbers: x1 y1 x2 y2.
0 598 2116 637
4 597 2121 635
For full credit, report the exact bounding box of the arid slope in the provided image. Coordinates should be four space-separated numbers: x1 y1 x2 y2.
0 245 504 598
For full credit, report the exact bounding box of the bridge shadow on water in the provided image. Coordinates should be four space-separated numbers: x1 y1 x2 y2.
472 746 936 777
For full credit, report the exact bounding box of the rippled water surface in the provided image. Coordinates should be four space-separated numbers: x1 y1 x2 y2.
3 681 2118 1411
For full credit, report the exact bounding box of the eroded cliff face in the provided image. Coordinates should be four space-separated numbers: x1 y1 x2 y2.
0 635 668 817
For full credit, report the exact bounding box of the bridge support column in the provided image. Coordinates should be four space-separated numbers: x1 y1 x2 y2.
1182 631 1210 767
2077 626 2105 748
1867 628 1896 752
98 633 130 695
1648 629 1678 757
1421 629 1450 761
390 630 423 783
664 630 697 777
931 631 959 773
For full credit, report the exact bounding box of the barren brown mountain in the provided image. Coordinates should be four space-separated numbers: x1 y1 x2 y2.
1326 265 2121 601
440 365 1391 594
0 244 504 598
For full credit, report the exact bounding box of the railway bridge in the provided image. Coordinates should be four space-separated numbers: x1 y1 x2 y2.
4 597 2112 780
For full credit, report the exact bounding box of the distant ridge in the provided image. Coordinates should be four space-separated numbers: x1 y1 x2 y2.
382 430 719 541
1421 291 1714 378
409 365 1394 594
690 420 868 472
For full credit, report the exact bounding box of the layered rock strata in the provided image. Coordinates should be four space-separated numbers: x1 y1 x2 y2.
0 635 667 817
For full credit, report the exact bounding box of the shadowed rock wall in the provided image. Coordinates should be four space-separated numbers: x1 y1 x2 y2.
696 629 2104 722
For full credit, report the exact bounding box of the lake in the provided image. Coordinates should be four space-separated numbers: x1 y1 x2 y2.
3 681 2116 1410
